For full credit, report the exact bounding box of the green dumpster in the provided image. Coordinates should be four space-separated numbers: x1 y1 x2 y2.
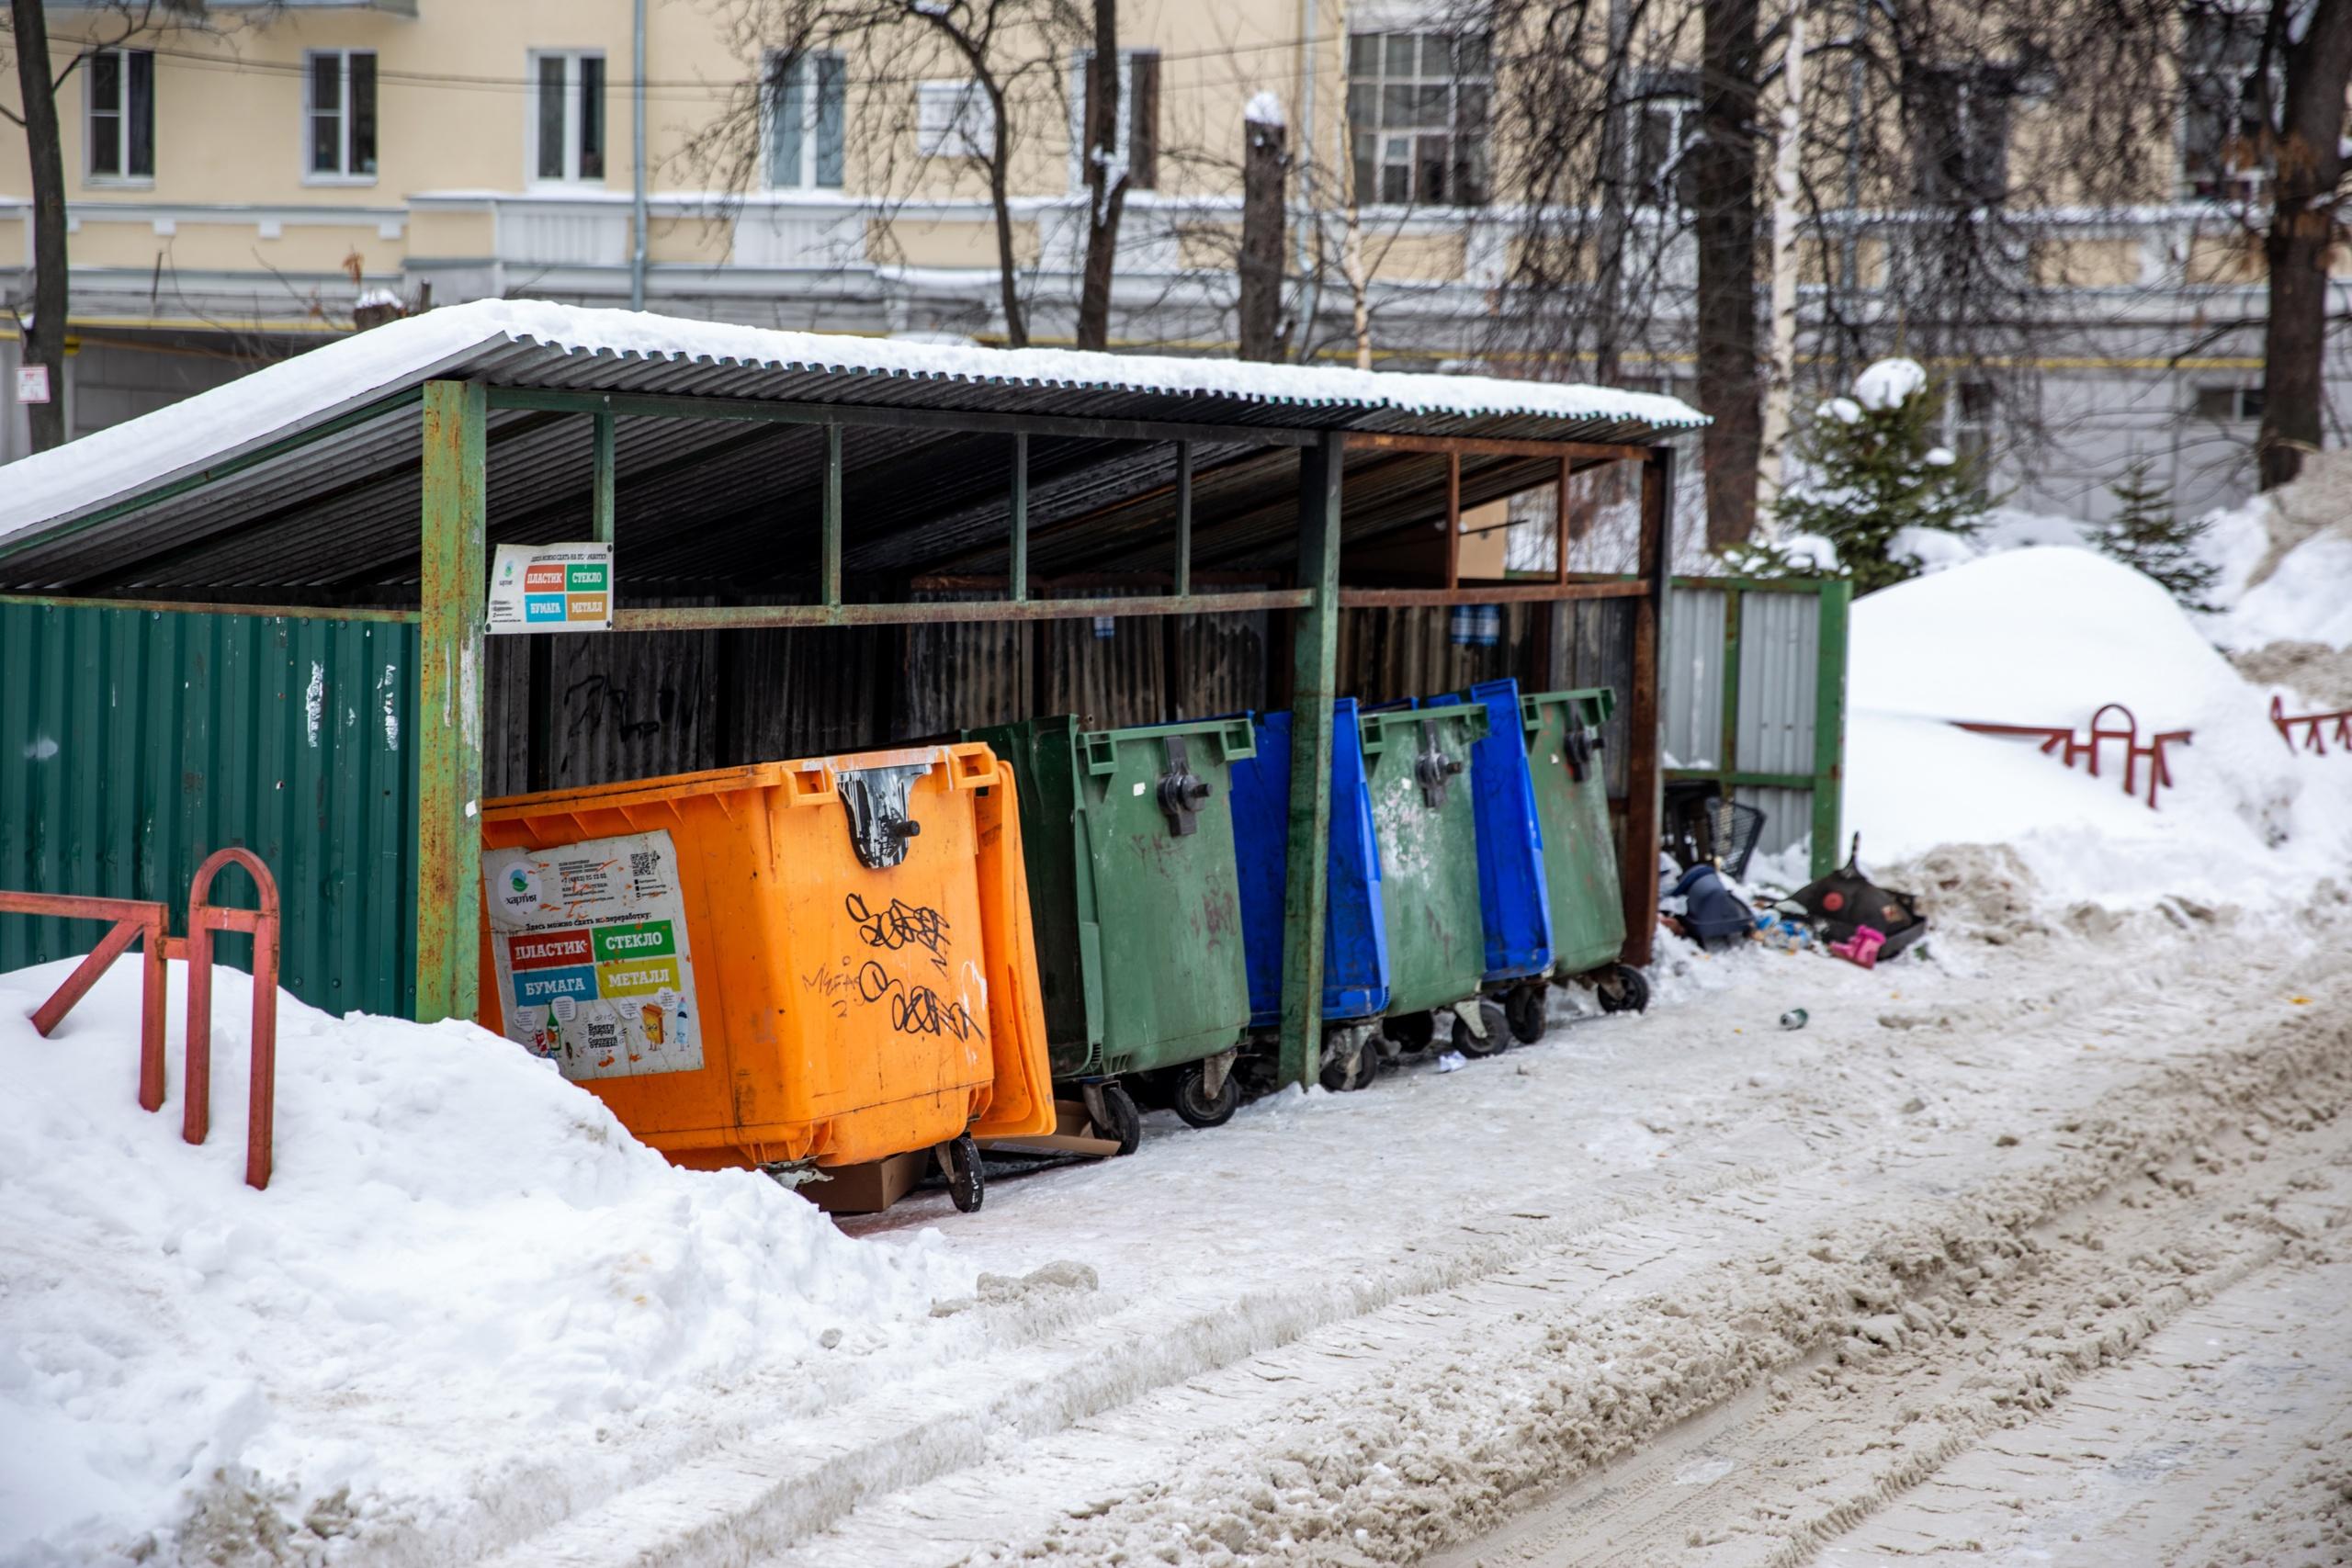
966 714 1257 1143
1523 688 1644 1012
1357 702 1498 1057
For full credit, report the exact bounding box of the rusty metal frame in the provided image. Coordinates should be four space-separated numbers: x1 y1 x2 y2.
1 847 282 1190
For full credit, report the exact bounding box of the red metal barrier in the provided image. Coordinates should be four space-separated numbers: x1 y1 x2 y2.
0 891 169 1110
1951 703 2192 810
1 850 282 1190
2269 694 2352 756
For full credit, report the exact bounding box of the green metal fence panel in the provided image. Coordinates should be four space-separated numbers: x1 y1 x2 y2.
0 599 419 1018
1661 577 1849 882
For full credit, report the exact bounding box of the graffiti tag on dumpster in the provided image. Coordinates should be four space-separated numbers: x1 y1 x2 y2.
484 829 702 1081
844 893 951 971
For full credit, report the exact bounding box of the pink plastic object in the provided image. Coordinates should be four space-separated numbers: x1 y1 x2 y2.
1829 926 1887 969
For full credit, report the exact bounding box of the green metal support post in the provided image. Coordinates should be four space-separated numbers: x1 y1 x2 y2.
1809 578 1850 878
591 412 616 544
1277 431 1343 1089
416 379 486 1023
821 423 842 608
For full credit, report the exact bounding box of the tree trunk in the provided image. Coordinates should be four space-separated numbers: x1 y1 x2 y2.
1074 0 1124 351
10 0 69 452
983 85 1028 348
1691 0 1763 551
1238 107 1286 361
2256 0 2352 491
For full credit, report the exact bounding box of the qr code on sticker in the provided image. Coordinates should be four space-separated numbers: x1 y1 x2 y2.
630 850 662 880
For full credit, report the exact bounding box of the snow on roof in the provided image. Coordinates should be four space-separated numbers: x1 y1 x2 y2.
0 299 1704 546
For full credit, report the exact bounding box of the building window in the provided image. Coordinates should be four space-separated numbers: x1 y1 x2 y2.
916 80 995 160
2181 7 2272 199
1631 72 1699 208
2193 383 2264 422
765 51 845 188
87 49 155 182
1346 31 1491 207
1943 378 1997 466
1068 50 1160 193
531 51 606 183
1905 63 2015 207
307 51 378 179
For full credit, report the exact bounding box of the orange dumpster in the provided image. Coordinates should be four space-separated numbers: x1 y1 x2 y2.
477 743 1056 1197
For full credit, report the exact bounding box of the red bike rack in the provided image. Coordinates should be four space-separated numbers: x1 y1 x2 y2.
1 849 282 1190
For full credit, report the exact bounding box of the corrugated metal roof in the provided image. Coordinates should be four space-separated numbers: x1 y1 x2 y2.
0 299 1704 597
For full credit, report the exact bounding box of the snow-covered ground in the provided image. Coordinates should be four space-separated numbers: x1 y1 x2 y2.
5 464 2350 1565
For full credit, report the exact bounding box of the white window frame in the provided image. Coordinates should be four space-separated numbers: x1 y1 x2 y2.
1345 30 1493 209
1064 49 1154 193
304 49 378 186
85 47 155 187
527 50 608 186
762 50 847 189
1631 85 1700 209
917 79 995 161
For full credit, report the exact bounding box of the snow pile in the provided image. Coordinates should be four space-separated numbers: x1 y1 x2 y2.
1244 91 1285 127
0 961 964 1564
1844 546 2352 911
1853 357 1927 412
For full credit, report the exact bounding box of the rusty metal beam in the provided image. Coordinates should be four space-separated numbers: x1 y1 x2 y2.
0 591 419 623
488 385 1328 449
612 590 1311 633
1620 446 1672 970
1343 432 1652 462
1338 581 1650 608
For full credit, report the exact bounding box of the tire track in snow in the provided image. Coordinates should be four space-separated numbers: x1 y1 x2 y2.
755 940 2352 1567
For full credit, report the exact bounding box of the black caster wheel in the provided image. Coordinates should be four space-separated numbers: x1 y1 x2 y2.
1454 998 1510 1057
1172 1062 1241 1128
938 1133 985 1213
1505 984 1548 1044
1094 1080 1144 1156
1318 1038 1380 1092
1596 964 1651 1015
1384 1010 1437 1052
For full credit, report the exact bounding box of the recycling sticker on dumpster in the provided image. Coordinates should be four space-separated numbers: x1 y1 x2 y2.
484 829 701 1081
485 542 613 634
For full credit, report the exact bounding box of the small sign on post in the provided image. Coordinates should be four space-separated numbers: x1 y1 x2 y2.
487 542 613 634
15 364 51 404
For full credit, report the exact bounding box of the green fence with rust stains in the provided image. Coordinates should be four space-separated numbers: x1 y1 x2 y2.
0 598 420 1019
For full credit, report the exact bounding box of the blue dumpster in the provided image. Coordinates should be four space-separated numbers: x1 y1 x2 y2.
1228 700 1390 1028
1446 676 1558 1043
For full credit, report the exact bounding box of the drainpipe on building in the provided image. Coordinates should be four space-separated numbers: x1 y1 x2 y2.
631 0 649 311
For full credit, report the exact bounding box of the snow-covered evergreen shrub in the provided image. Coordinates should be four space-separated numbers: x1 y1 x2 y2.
1776 358 1988 592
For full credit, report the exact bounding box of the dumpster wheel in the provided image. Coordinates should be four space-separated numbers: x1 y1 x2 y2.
1505 983 1549 1045
1384 1010 1437 1053
1084 1081 1144 1156
1172 1062 1242 1129
1454 998 1510 1059
1596 964 1651 1015
937 1134 986 1213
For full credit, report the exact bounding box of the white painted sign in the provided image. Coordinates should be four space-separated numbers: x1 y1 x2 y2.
485 541 613 634
14 364 51 404
484 829 703 1082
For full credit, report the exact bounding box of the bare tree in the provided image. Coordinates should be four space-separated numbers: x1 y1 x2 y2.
1237 94 1286 360
2247 0 2352 488
1073 0 1125 350
3 1 270 451
684 0 1085 348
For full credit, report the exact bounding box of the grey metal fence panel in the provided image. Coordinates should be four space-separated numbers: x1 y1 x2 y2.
1663 586 1725 770
1734 784 1816 867
1735 589 1820 776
